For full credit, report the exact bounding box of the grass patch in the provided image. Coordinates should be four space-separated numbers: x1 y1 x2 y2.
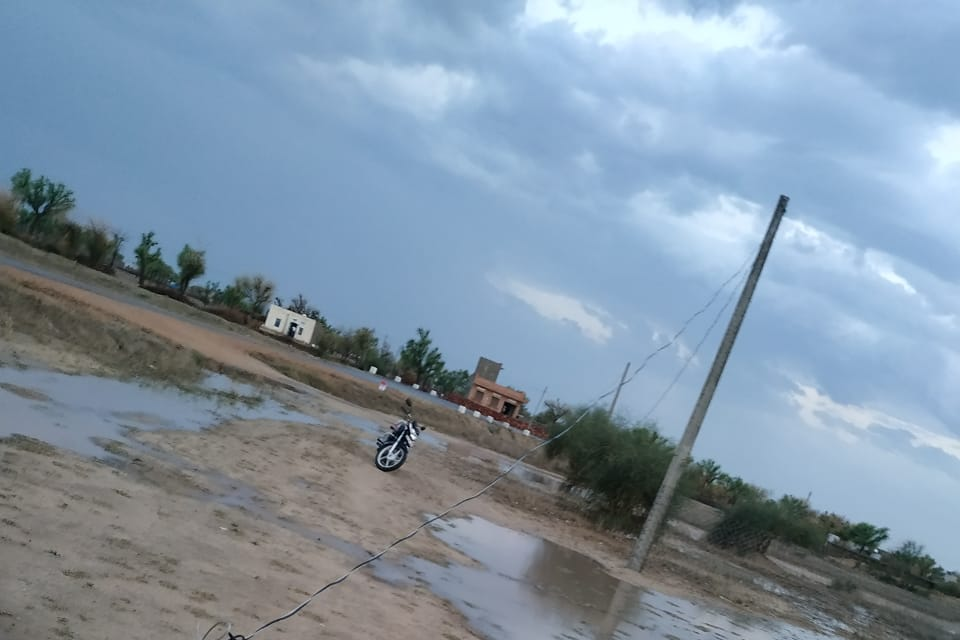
0 434 58 456
0 382 52 402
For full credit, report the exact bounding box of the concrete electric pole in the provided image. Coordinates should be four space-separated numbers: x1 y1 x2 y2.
607 361 631 418
628 194 789 572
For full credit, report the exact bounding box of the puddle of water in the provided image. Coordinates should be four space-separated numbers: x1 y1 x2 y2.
0 367 318 458
412 515 845 640
498 460 564 492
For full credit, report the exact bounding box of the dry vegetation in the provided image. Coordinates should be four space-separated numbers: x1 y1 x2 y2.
0 277 208 383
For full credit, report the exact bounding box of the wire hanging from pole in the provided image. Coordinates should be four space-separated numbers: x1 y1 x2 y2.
195 255 755 640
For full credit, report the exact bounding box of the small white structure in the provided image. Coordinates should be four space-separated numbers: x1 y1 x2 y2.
261 304 319 347
946 572 959 585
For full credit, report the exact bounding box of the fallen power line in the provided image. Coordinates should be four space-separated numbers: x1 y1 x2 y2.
197 257 753 640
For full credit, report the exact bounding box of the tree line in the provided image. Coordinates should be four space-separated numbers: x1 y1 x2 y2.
2 168 954 596
1 168 474 397
537 403 958 597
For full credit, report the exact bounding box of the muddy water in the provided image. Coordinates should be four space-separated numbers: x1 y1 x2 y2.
413 515 842 640
0 367 317 457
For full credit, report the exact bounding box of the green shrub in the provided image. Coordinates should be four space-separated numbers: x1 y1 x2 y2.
708 497 828 554
544 406 688 530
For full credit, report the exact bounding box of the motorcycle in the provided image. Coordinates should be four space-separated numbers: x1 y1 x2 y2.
374 398 425 472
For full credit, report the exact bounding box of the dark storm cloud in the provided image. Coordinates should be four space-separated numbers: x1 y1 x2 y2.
3 0 960 567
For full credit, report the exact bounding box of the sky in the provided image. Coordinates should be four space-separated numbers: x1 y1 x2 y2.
2 1 959 569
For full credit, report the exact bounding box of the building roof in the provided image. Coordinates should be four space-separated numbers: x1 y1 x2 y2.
471 376 527 404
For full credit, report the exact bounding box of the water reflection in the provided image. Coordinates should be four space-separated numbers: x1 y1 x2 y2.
0 367 318 457
414 515 841 640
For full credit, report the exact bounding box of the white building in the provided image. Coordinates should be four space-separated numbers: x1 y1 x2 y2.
261 304 319 346
945 572 959 584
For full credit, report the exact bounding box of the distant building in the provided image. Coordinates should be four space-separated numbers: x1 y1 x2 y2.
466 356 528 418
945 572 959 584
261 304 320 346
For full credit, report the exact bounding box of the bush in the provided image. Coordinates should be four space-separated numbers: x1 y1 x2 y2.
708 498 828 554
708 499 779 554
77 222 115 271
544 406 688 530
830 578 858 593
0 190 16 235
204 305 254 326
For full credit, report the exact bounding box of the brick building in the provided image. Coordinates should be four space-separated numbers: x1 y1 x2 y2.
466 357 528 418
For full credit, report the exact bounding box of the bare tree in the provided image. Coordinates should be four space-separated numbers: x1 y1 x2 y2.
235 274 275 317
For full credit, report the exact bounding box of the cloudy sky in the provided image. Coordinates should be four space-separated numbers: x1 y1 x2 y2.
3 1 960 569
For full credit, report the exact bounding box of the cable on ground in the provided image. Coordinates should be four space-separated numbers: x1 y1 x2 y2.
196 257 753 640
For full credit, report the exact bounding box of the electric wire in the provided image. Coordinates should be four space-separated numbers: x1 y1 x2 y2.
197 256 754 640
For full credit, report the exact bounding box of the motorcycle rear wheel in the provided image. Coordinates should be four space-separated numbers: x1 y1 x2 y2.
375 444 408 472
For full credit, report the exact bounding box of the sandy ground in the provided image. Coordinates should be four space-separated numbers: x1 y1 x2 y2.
1 258 956 640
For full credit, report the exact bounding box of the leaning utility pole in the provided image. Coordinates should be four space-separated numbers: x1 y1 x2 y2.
628 194 789 572
608 361 631 417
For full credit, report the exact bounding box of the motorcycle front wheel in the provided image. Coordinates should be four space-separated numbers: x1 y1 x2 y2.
375 443 408 472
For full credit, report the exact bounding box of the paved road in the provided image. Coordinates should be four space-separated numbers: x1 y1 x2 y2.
0 251 464 415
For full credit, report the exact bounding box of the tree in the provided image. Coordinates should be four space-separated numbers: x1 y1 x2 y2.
176 244 206 295
399 327 445 386
215 284 246 310
145 255 177 286
286 292 322 320
890 541 942 580
288 293 309 314
107 232 125 273
368 339 397 376
778 494 813 521
718 475 767 505
134 231 161 286
844 522 889 555
313 326 341 357
335 327 379 367
544 407 684 530
0 190 17 234
534 400 569 428
10 168 75 234
435 368 471 396
818 512 851 538
191 281 222 305
79 222 116 271
234 274 275 317
694 459 723 487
